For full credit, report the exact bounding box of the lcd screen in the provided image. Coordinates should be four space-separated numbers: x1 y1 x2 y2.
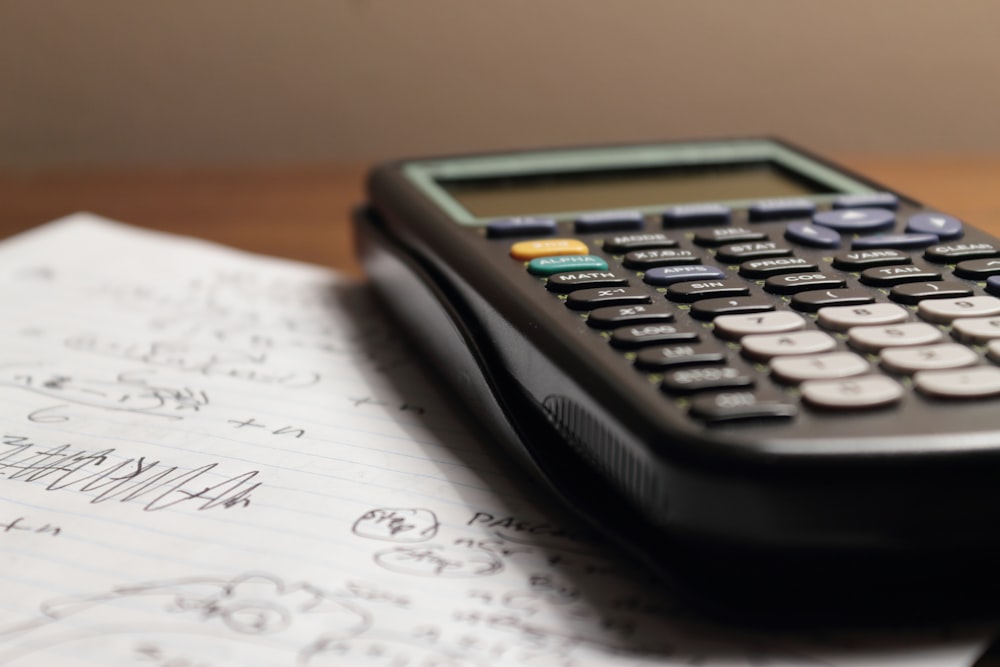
438 161 838 219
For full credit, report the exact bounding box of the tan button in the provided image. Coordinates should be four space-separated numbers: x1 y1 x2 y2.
510 238 589 261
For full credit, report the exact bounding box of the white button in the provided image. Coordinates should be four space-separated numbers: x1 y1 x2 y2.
740 331 836 360
988 339 1000 363
951 316 1000 343
800 375 904 409
914 366 1000 399
817 303 909 331
713 311 806 340
880 343 980 374
847 322 943 352
771 351 870 384
918 296 1000 323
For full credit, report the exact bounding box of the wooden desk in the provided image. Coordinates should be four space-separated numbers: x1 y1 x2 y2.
1 157 999 276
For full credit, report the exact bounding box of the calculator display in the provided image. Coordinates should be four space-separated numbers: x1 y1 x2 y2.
438 161 837 219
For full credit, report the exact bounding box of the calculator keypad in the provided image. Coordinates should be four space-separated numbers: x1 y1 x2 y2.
503 195 1000 423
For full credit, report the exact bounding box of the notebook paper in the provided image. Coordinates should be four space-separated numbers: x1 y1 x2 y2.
0 213 987 666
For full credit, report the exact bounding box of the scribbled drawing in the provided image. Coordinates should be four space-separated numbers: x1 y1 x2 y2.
374 545 503 578
66 336 321 388
0 572 372 666
353 508 440 543
0 363 209 421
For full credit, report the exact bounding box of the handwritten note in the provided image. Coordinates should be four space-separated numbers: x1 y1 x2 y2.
0 213 988 666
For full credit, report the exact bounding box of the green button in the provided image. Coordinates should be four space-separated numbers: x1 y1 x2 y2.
527 254 609 276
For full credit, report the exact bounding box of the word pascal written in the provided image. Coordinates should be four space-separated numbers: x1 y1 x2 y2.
0 435 260 513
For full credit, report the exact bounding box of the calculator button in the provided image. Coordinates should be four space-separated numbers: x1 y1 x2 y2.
918 296 1000 323
738 257 819 278
906 213 964 240
770 352 870 384
487 217 557 238
633 342 723 368
832 192 899 210
642 264 727 286
689 391 797 423
603 233 677 253
748 198 816 221
715 241 793 264
924 242 1000 263
622 248 699 270
512 238 589 261
850 233 940 250
817 303 909 331
763 272 846 295
847 322 943 353
575 210 645 233
784 222 841 248
565 287 651 310
587 303 675 329
693 227 767 247
813 208 896 232
660 366 754 394
987 339 1000 363
953 258 1000 279
889 281 973 305
666 280 749 303
740 330 837 360
612 325 700 350
832 248 911 271
951 316 1000 344
527 254 608 276
800 375 903 410
880 343 979 374
662 203 731 226
914 367 1000 399
988 276 1000 297
713 311 806 339
790 288 875 312
546 271 629 293
691 296 775 321
858 264 942 286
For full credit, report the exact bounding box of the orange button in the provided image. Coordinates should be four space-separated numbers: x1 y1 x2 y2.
510 238 589 261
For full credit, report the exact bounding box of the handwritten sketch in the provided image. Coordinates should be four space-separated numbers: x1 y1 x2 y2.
0 572 372 666
352 508 440 542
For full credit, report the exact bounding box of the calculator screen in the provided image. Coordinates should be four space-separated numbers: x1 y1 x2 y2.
438 161 837 220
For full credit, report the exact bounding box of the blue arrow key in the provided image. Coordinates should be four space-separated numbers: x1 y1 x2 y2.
784 222 841 248
813 208 896 232
906 213 964 240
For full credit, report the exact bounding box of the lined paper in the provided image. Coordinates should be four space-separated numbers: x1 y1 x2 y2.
0 213 987 666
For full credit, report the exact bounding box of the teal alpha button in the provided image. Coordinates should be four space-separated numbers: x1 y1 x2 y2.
527 255 608 276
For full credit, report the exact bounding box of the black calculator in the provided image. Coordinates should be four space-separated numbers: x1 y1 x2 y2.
355 139 1000 609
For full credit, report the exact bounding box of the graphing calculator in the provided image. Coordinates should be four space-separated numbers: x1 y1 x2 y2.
355 139 1000 610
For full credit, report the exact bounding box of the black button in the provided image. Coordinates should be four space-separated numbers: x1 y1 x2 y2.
622 248 699 270
546 271 629 293
666 279 750 303
763 273 846 295
603 233 677 253
738 257 818 278
691 296 776 321
689 391 797 423
859 265 942 286
715 241 793 264
748 198 816 221
924 242 1000 263
587 303 675 329
610 324 699 350
790 289 875 312
889 281 974 305
832 249 911 271
953 258 1000 279
661 366 754 394
565 287 651 310
693 227 768 247
662 203 731 226
634 343 725 369
832 192 899 210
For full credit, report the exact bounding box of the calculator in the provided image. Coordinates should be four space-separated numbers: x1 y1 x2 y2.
355 139 1000 607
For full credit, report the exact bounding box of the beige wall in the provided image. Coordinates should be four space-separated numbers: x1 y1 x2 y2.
3 0 1000 166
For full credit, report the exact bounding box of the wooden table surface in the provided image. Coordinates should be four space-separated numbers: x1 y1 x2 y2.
1 157 999 277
